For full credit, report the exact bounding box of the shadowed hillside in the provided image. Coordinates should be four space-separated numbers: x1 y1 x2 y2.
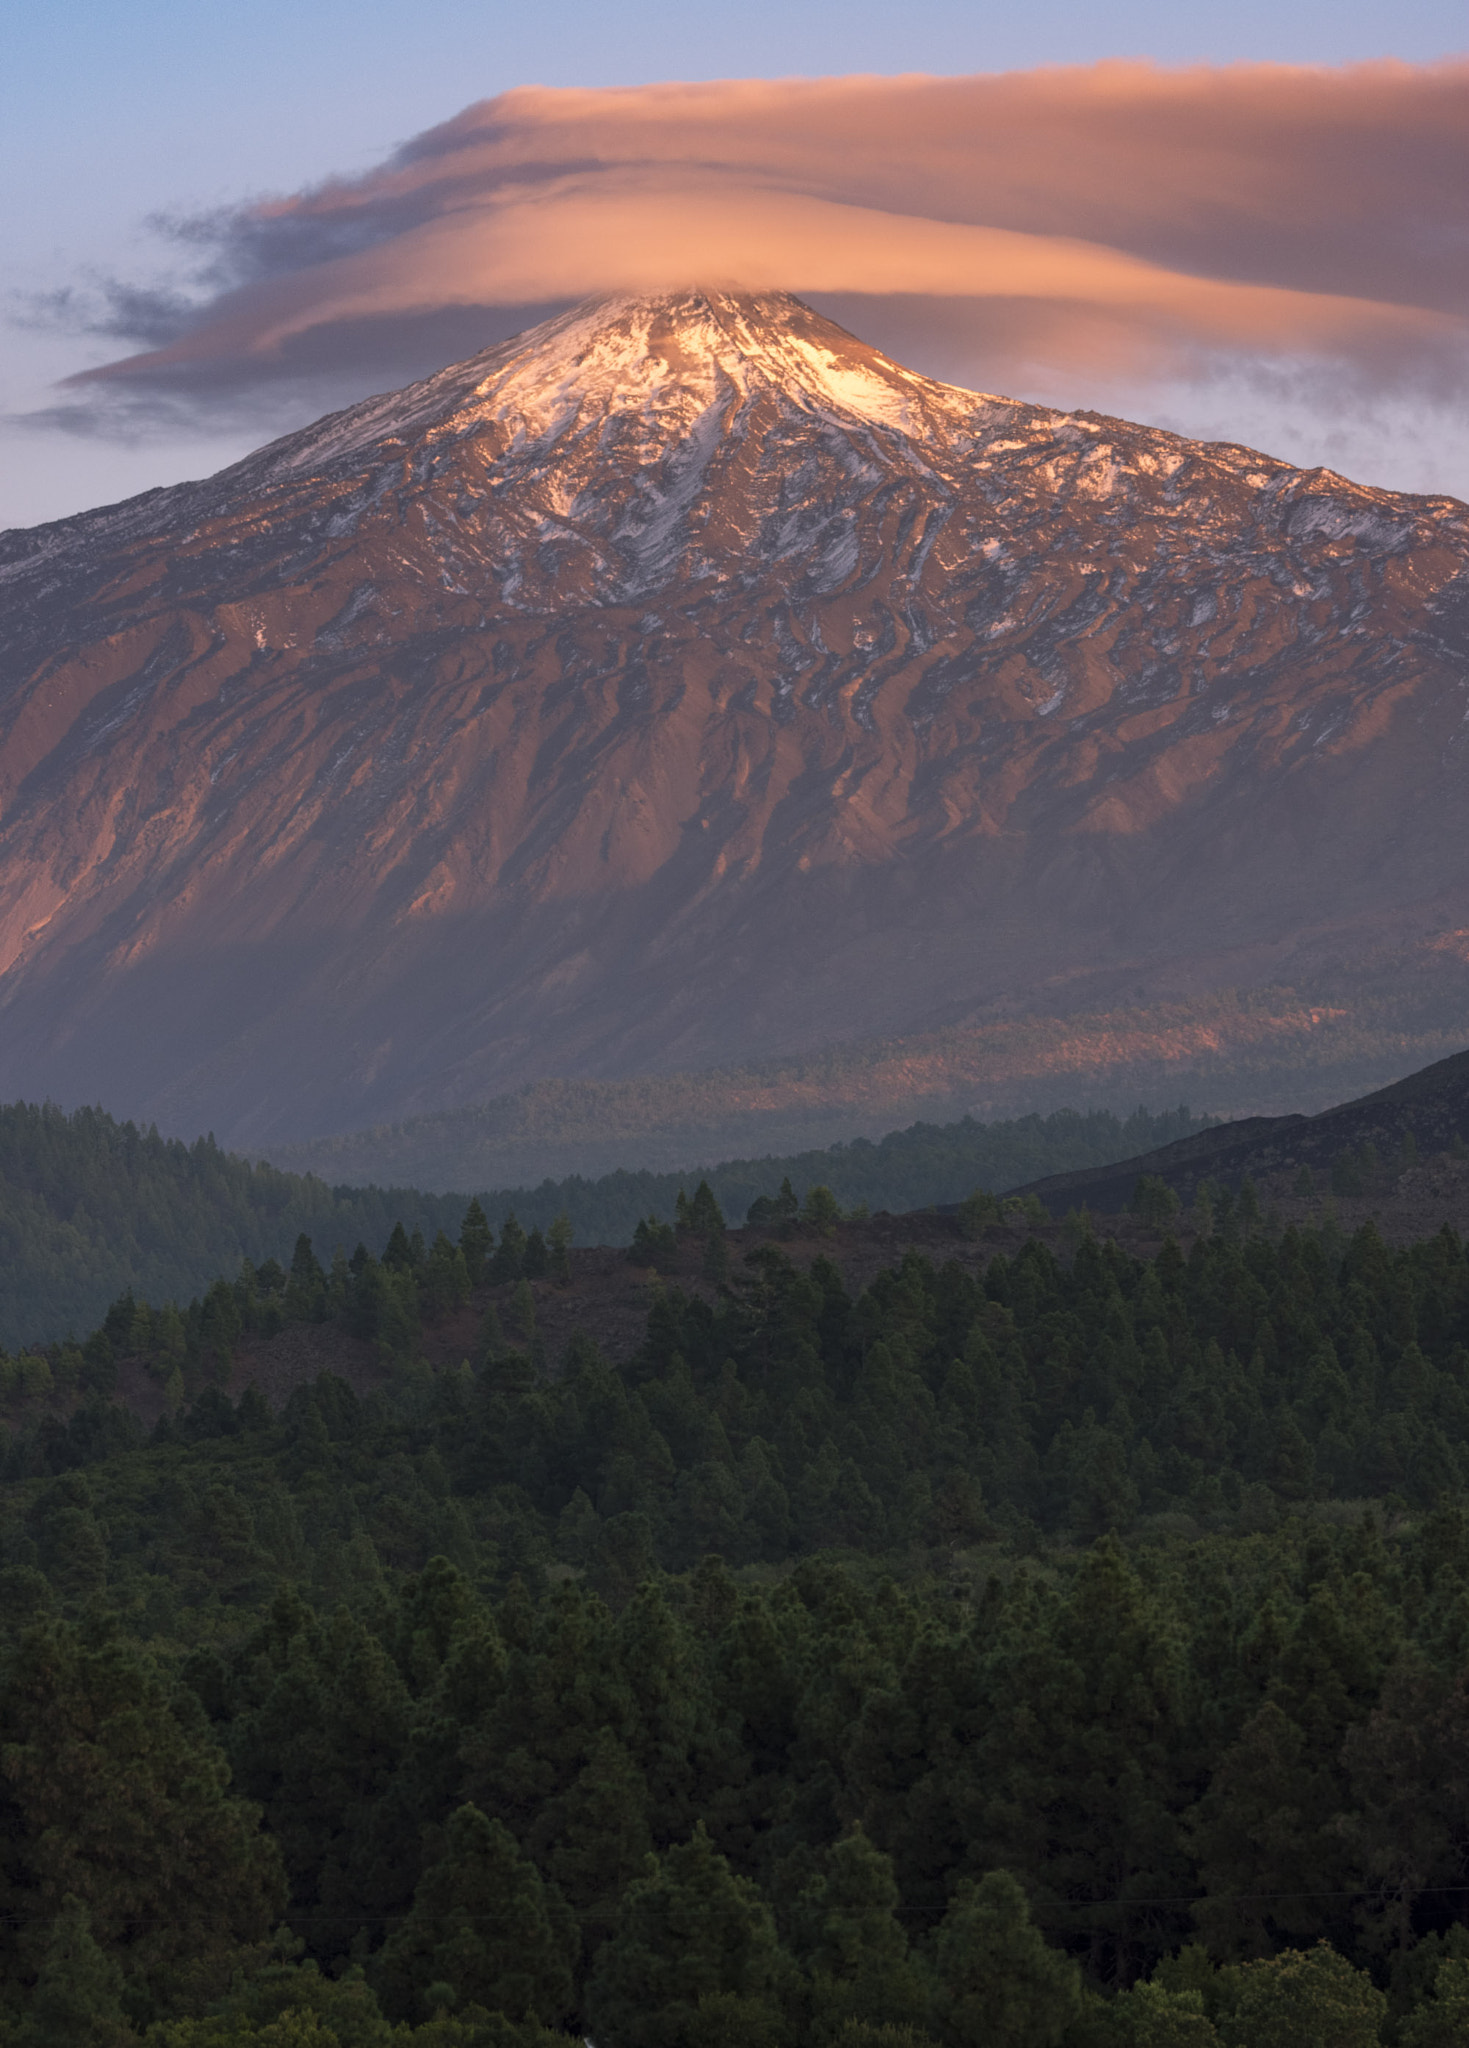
1017 1044 1469 1215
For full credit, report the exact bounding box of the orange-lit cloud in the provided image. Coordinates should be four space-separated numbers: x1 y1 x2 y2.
65 61 1469 421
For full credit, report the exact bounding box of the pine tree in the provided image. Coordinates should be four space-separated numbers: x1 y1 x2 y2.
628 1217 679 1274
968 1537 1193 1977
224 1602 413 1955
796 1826 931 2039
588 1513 657 1614
474 1303 507 1367
14 1894 132 2048
0 1622 285 2012
548 1213 573 1284
1216 1944 1384 2048
585 1823 788 2048
372 1804 576 2026
745 1180 799 1231
1338 1660 1469 1955
702 1229 731 1286
525 1727 654 1951
930 1871 1081 2048
511 1280 537 1343
464 1581 637 1837
555 1488 601 1566
689 1183 726 1236
421 1231 471 1318
1400 1958 1469 2047
459 1199 494 1287
488 1214 528 1286
382 1223 417 1272
285 1234 326 1320
1103 1980 1221 2045
205 1954 397 2043
615 1581 726 1845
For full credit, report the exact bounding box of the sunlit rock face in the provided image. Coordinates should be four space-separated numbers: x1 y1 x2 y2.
1 288 1467 1144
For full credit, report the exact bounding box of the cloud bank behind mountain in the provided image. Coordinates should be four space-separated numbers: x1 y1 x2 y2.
28 61 1469 494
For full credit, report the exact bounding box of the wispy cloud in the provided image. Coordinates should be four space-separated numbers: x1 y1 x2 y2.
37 61 1469 459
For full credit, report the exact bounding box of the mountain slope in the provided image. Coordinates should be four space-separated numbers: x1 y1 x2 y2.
1015 1044 1469 1214
2 288 1468 1145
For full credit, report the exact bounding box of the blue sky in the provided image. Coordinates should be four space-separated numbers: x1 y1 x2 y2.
2 0 1466 528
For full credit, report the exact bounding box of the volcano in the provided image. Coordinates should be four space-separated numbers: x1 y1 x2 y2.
2 288 1468 1146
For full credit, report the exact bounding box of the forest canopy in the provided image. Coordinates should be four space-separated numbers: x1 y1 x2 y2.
0 1189 1468 2042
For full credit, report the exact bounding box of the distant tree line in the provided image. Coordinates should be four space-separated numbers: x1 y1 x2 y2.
464 1105 1206 1250
0 1103 471 1352
0 1100 1206 1349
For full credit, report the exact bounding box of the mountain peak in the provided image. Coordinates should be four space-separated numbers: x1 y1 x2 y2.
246 287 996 486
489 285 985 422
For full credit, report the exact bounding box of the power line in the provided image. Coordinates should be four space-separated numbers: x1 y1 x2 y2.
4 1880 1469 1932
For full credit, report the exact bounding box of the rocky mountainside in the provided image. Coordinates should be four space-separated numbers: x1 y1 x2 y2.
2 288 1468 1147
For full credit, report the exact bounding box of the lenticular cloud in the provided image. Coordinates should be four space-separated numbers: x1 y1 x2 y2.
66 62 1469 453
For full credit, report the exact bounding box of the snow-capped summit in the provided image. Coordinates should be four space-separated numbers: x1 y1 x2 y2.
0 291 1466 1143
244 289 996 487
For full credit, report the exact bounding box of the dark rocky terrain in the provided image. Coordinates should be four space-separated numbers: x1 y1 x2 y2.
1017 1044 1469 1213
3 288 1469 1148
